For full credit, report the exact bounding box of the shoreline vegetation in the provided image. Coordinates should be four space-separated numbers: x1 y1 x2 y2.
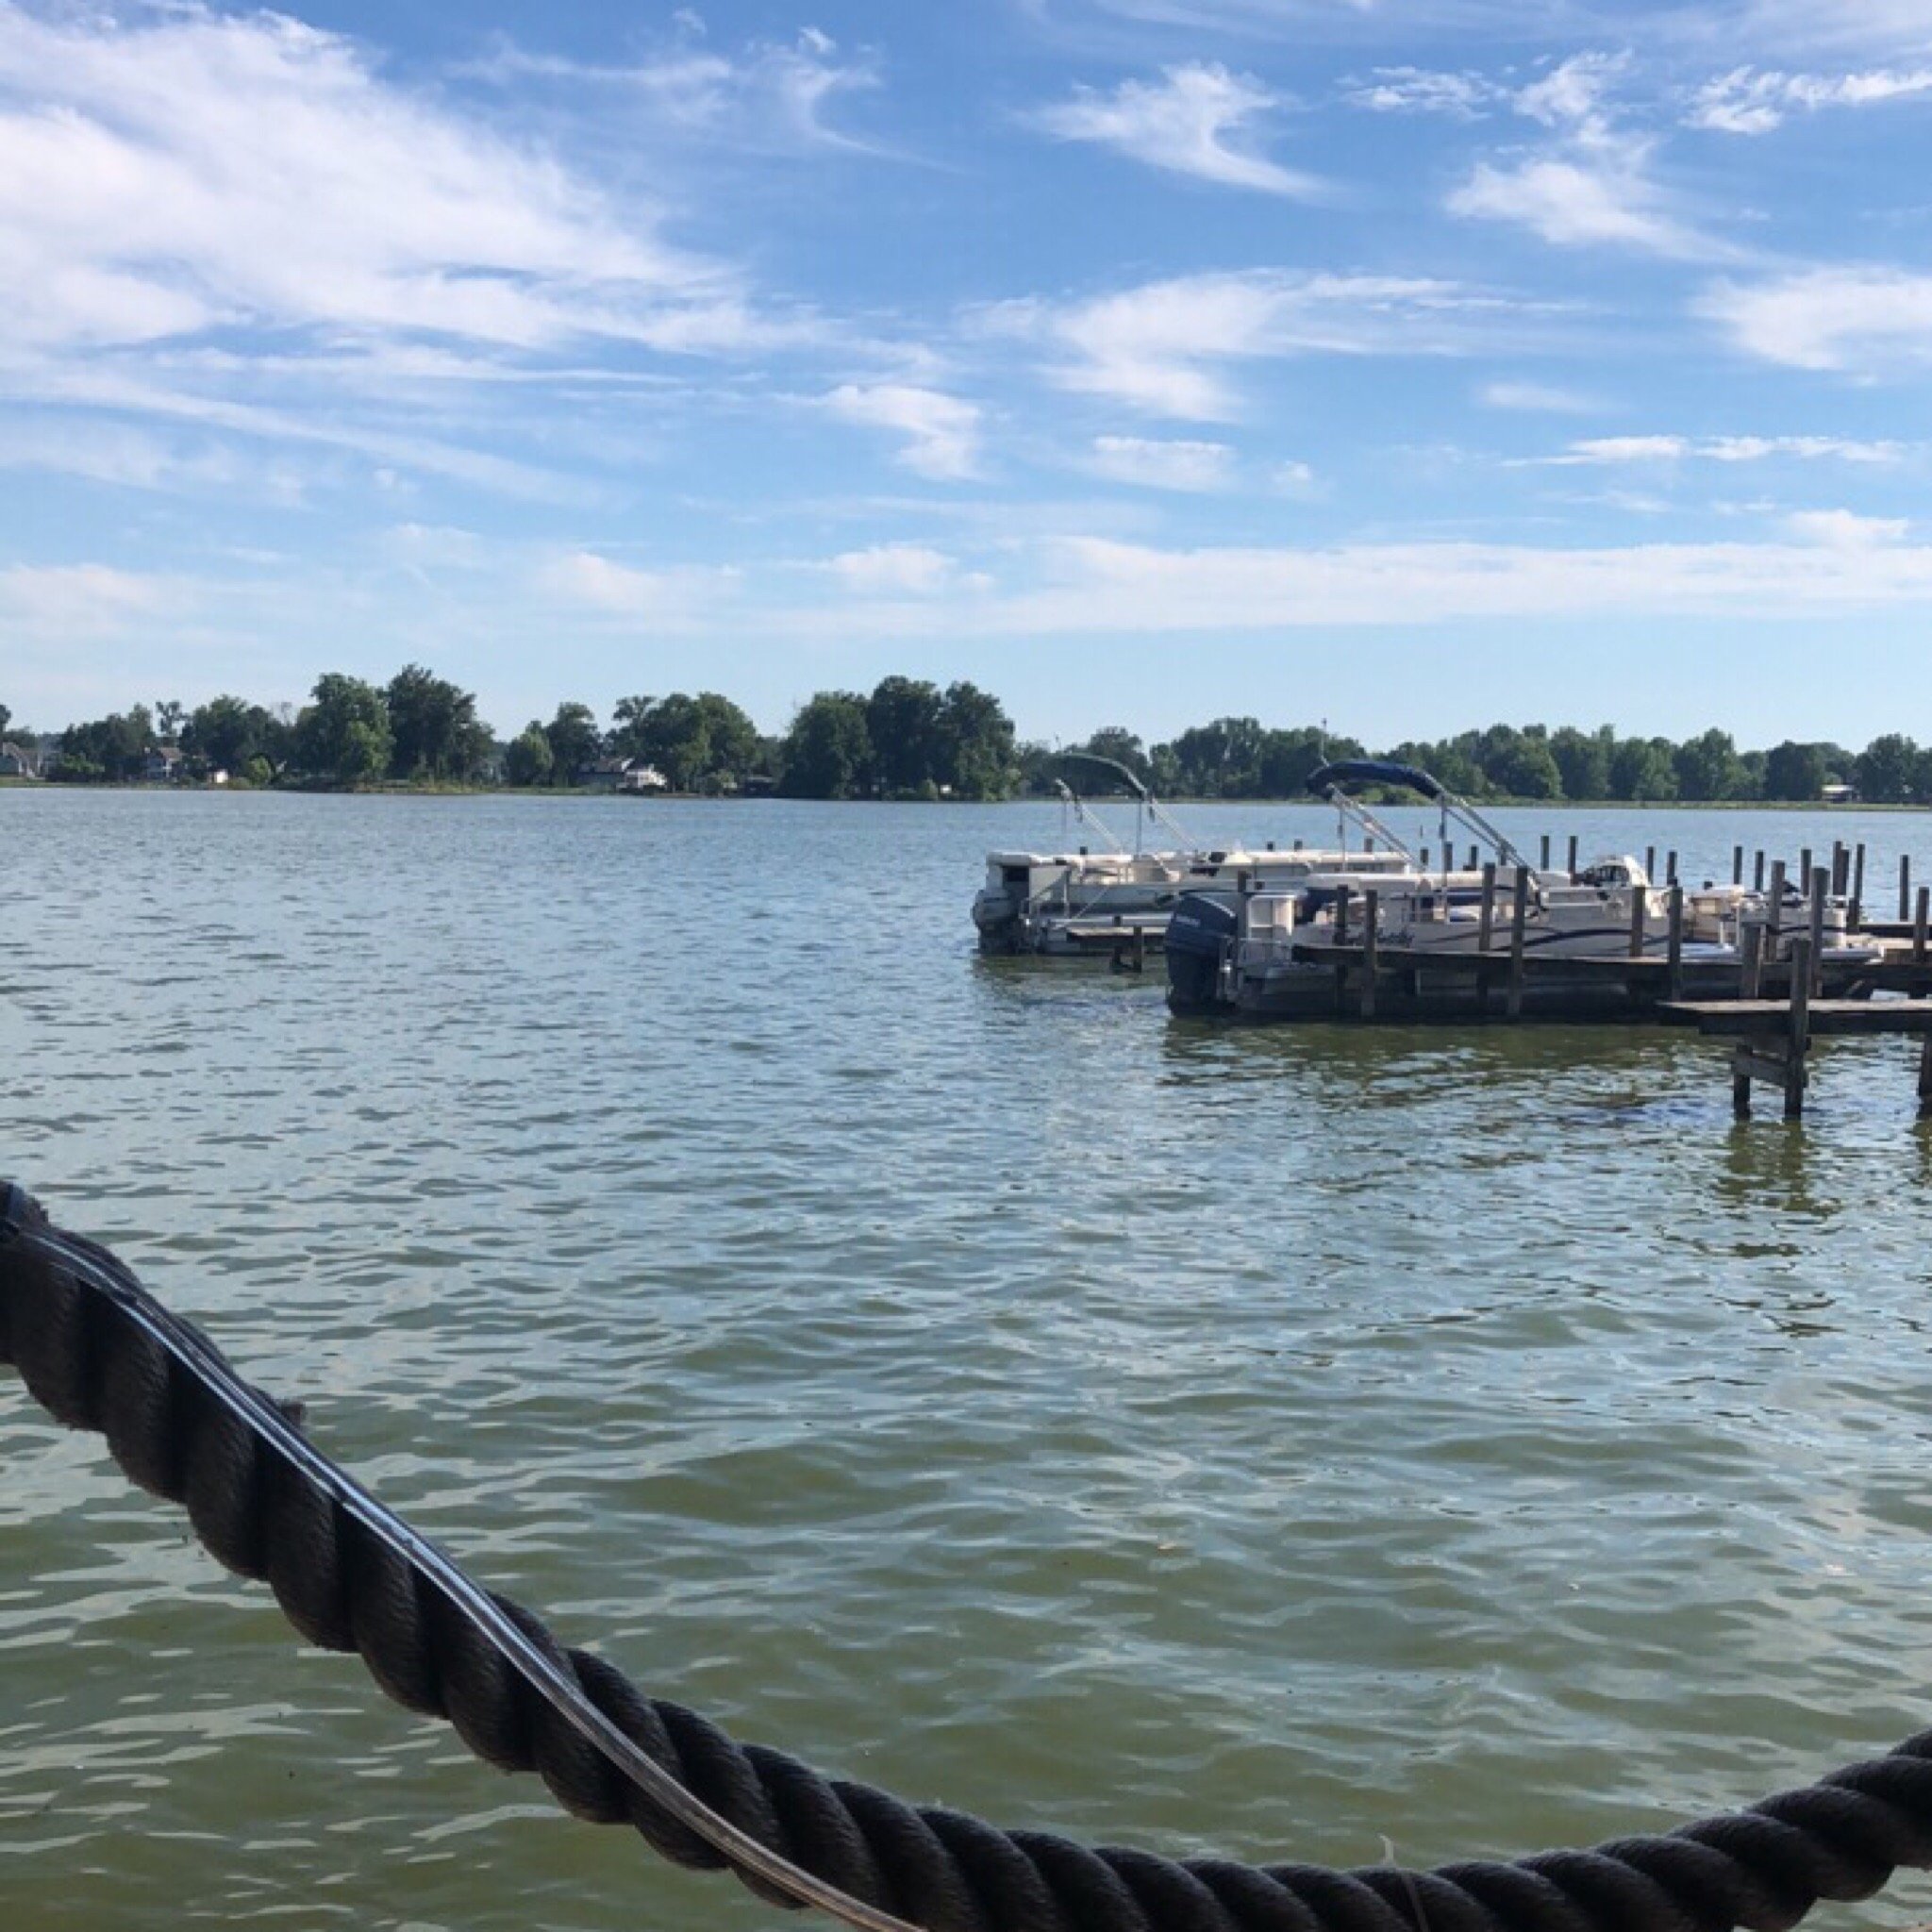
4 665 1928 808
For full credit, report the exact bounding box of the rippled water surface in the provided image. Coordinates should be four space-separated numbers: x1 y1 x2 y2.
7 791 1932 1932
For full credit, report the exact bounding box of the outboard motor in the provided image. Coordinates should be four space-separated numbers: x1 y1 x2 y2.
1165 891 1240 1012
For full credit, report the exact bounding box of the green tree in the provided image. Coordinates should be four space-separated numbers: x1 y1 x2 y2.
385 664 492 782
183 694 288 777
1549 725 1612 801
1070 727 1151 787
156 699 187 742
1857 733 1921 804
0 702 11 741
934 680 1016 799
1607 735 1678 801
780 691 874 798
503 722 555 788
608 694 659 762
296 674 392 783
1673 727 1745 801
1158 715 1268 796
58 706 152 781
543 702 604 785
866 675 944 794
1763 741 1830 802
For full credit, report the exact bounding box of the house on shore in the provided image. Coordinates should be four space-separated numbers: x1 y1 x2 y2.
143 745 186 784
0 741 38 778
578 756 669 793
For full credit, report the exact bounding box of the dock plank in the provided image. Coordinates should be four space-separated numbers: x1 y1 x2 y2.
1660 999 1932 1037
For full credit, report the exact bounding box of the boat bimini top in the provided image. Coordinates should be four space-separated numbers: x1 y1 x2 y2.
1304 758 1535 881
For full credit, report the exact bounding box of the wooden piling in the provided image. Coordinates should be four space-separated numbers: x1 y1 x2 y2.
1507 870 1529 1019
1477 862 1497 953
1628 875 1647 958
1852 842 1866 929
1786 937 1812 1119
1540 833 1551 871
1334 884 1351 947
1733 921 1764 1113
1902 854 1913 924
1732 844 1744 887
1919 1035 1932 1116
1754 850 1766 892
1667 883 1684 1001
1767 860 1787 950
1916 886 1929 966
1831 841 1849 897
1567 833 1578 881
1800 846 1813 891
1360 889 1378 1020
1666 849 1678 886
1468 843 1479 872
1645 844 1657 881
1807 868 1828 996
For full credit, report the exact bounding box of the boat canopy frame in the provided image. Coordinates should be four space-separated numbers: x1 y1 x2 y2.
1304 758 1535 879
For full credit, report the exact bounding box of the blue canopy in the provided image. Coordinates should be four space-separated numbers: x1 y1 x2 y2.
1304 758 1446 802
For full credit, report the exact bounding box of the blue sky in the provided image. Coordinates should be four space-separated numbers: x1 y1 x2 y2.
6 0 1932 747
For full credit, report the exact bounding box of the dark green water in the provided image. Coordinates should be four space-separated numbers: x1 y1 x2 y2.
6 791 1932 1931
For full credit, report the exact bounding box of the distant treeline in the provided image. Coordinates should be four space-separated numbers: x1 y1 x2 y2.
4 675 1927 805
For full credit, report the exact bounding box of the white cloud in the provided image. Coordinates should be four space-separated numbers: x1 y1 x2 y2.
1346 68 1501 117
535 549 734 621
470 27 881 154
1689 64 1932 133
1087 434 1235 490
1450 157 1707 258
824 543 959 593
823 383 983 479
1480 379 1600 412
992 270 1507 420
1524 432 1907 466
1030 62 1324 196
1786 508 1910 546
0 3 741 358
1701 267 1932 370
0 560 185 632
1448 55 1713 260
984 532 1932 632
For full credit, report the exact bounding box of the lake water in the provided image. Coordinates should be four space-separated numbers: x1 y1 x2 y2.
6 790 1932 1932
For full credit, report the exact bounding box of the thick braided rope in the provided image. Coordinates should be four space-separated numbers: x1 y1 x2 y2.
7 1191 1932 1932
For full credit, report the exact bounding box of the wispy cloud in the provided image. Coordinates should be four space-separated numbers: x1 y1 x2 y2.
1448 54 1715 259
1687 63 1932 133
1701 266 1932 370
1480 379 1601 412
823 543 963 593
1345 68 1503 118
1786 508 1910 546
1524 432 1907 464
989 270 1509 419
1086 434 1236 490
0 4 742 358
822 383 984 479
1029 62 1325 195
466 25 884 155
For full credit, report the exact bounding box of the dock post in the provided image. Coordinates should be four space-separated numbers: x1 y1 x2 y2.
1131 924 1145 974
1919 1035 1932 1116
1540 833 1551 871
1733 923 1765 1116
1333 885 1351 1015
1667 883 1684 1001
1567 833 1578 881
1831 841 1849 897
1902 855 1913 924
1852 842 1866 929
1800 845 1813 892
1732 844 1743 887
1477 862 1497 953
1507 869 1529 1019
1754 850 1766 892
1360 890 1379 1020
1785 937 1812 1120
1767 859 1787 970
1421 845 1430 872
1645 843 1657 882
1808 868 1827 996
1628 875 1647 958
1334 885 1351 946
1916 886 1929 966
1468 843 1479 872
1666 849 1678 886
